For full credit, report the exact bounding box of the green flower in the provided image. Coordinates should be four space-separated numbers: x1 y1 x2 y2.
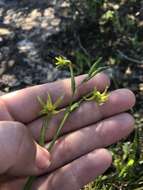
55 56 71 68
84 86 109 105
37 93 63 116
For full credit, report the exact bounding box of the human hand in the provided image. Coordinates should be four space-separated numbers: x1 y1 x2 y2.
0 73 135 190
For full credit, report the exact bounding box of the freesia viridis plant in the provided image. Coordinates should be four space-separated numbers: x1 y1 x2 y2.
23 55 109 190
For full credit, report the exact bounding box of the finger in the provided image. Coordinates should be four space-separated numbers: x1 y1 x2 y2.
32 149 112 190
0 121 51 181
0 100 13 121
28 89 135 142
0 178 26 189
1 73 110 123
40 113 134 173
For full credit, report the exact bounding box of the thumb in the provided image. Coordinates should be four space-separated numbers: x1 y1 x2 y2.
0 121 51 178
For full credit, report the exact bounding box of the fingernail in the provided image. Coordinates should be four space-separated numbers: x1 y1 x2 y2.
36 146 51 171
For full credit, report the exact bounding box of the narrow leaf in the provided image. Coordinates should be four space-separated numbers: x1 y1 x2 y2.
69 64 76 95
54 94 65 108
90 66 109 78
82 66 108 83
88 57 102 76
37 96 45 107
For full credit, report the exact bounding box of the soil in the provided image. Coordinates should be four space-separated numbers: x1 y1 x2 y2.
0 0 71 94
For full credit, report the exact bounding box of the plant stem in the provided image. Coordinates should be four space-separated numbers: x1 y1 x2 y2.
48 108 70 151
39 114 52 146
47 64 77 151
48 97 86 151
23 176 36 190
23 114 51 190
69 64 76 95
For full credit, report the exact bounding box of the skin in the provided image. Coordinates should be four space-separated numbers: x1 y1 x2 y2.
0 73 135 190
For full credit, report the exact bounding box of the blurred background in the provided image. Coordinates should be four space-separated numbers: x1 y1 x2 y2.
0 0 143 189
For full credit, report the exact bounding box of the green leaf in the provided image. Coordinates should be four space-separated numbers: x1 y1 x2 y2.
37 96 45 107
82 66 108 83
54 94 64 108
47 93 53 107
69 64 76 95
90 66 108 77
88 57 102 77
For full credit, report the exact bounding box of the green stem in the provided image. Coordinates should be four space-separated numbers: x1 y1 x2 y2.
47 62 81 152
39 114 52 146
23 114 52 190
48 109 70 151
48 97 85 152
23 176 36 190
69 64 76 96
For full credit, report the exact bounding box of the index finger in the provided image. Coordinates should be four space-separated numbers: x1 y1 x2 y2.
1 73 110 123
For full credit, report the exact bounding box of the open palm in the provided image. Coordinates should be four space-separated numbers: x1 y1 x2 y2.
0 73 135 190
